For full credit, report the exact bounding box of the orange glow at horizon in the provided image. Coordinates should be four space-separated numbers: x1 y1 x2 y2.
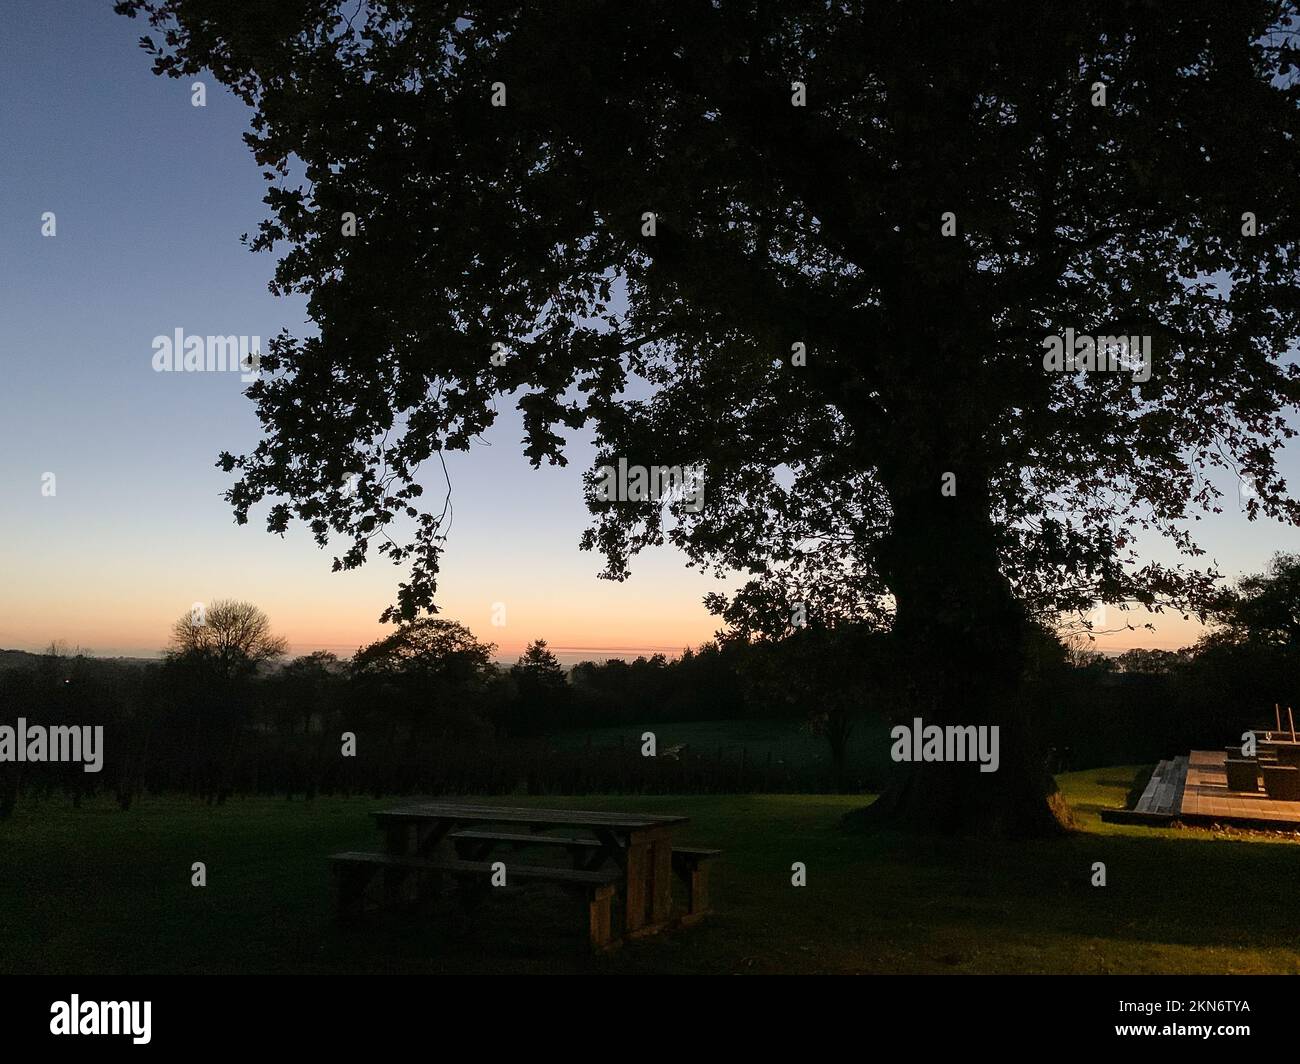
0 575 1213 663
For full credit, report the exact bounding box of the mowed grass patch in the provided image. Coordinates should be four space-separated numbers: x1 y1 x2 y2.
552 717 895 789
2 767 1298 974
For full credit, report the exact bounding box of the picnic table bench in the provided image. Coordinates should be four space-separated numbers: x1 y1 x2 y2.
329 801 721 950
331 851 625 947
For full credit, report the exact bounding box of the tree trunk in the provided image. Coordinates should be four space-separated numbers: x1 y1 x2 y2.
829 740 847 794
0 769 17 821
844 464 1072 838
826 712 851 793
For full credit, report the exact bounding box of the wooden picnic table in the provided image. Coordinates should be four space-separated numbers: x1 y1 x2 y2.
372 802 691 935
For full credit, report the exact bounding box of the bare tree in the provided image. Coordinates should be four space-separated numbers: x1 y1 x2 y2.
167 599 287 680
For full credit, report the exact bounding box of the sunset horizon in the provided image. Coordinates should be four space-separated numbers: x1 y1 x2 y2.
4 3 1299 671
0 602 1232 664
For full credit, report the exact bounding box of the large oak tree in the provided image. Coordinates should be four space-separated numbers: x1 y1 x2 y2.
119 1 1300 834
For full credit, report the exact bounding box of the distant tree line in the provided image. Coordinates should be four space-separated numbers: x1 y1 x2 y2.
1034 555 1300 771
0 605 847 813
3 555 1299 815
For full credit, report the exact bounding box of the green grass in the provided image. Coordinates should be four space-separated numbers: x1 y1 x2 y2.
552 717 895 788
3 768 1299 974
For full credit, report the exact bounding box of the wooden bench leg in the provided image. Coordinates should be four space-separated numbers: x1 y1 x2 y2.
671 852 718 926
683 862 712 924
589 884 616 950
650 838 673 927
334 864 374 923
624 842 649 933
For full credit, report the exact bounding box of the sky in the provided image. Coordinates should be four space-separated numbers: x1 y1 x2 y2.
1 1 1299 663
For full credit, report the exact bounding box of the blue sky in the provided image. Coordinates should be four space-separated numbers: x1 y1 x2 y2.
1 0 1298 661
0 0 733 661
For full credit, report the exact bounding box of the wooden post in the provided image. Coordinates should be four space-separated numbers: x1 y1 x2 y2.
688 863 710 919
1289 706 1296 744
589 885 615 950
672 851 718 926
650 833 673 926
381 823 413 907
624 837 649 932
1276 703 1283 732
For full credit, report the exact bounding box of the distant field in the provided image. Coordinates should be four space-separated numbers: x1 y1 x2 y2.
551 717 896 790
3 767 1299 974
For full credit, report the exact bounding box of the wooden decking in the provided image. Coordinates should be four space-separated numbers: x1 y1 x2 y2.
1101 755 1187 825
1102 750 1300 829
1179 750 1300 829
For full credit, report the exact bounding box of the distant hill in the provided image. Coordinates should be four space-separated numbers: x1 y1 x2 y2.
0 648 157 670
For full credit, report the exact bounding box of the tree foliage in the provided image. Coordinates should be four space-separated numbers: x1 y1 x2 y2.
166 598 287 680
116 1 1300 630
1206 552 1300 647
352 617 496 681
116 1 1300 832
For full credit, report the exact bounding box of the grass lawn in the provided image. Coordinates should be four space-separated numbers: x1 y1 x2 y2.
552 716 896 789
3 767 1299 974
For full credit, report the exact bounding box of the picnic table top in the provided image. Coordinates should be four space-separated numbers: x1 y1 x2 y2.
373 801 688 831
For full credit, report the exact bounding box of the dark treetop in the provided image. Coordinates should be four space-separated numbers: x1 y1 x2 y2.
118 2 1300 636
